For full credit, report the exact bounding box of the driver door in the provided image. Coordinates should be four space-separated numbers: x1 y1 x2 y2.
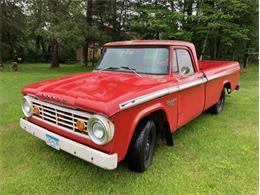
173 48 206 127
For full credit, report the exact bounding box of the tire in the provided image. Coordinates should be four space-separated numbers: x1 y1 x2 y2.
127 119 157 172
210 88 226 114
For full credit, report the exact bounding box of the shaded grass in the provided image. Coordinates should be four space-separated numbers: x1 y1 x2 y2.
0 63 258 194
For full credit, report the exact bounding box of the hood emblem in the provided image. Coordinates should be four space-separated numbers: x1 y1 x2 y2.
42 93 66 103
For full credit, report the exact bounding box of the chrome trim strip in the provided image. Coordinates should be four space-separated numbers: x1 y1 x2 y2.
168 86 179 94
207 67 240 81
119 67 240 110
119 88 169 110
119 79 205 110
178 78 206 90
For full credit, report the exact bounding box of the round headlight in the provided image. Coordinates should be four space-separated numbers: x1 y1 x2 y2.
87 115 114 145
93 123 105 139
22 96 33 117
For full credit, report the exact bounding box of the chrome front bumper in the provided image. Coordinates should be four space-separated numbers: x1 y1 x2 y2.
20 118 117 170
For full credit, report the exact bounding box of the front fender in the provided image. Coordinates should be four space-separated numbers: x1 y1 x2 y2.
131 103 168 133
110 94 177 162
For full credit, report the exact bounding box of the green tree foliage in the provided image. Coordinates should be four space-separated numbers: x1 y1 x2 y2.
130 0 190 40
26 0 84 67
131 0 258 60
0 0 258 66
0 0 26 60
193 0 256 60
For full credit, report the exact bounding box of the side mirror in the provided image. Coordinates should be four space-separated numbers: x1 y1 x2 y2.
180 66 190 76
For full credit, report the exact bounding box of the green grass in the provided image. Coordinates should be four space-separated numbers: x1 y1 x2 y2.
0 63 258 194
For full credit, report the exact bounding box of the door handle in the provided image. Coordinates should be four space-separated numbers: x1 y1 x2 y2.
197 75 205 79
197 74 207 83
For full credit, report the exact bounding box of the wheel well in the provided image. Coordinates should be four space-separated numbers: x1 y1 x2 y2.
142 110 167 132
224 82 231 94
137 109 172 145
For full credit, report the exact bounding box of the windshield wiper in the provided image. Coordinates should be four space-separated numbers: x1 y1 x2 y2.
97 66 142 77
119 66 142 77
98 66 120 71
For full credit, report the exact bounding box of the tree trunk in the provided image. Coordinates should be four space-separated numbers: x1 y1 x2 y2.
0 0 6 58
184 0 193 16
170 1 174 12
51 39 59 68
41 41 46 53
83 42 89 66
200 31 209 60
122 0 127 27
213 37 217 59
92 42 95 66
216 38 221 59
111 0 119 39
243 42 249 68
35 36 40 52
83 0 93 66
243 53 249 69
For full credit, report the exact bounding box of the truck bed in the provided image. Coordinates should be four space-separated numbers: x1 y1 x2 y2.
198 60 240 111
199 60 239 71
199 60 240 81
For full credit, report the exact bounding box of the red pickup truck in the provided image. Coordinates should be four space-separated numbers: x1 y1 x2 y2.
20 40 240 172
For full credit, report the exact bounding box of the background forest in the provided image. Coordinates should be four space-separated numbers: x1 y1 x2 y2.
0 1 258 194
0 0 258 67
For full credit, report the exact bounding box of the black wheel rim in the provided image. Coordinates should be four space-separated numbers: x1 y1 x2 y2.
217 96 224 106
145 130 153 161
217 91 225 111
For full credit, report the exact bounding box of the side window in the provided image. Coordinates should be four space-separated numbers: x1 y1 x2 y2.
175 49 195 75
173 50 178 72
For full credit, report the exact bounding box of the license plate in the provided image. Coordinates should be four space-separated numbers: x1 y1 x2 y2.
45 134 60 150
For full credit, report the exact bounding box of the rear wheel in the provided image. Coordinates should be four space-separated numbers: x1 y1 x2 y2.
210 88 226 114
127 119 157 172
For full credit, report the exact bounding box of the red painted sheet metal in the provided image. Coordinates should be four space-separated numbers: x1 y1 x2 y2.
22 71 175 117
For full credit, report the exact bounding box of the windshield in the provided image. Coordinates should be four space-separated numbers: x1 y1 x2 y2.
96 47 169 75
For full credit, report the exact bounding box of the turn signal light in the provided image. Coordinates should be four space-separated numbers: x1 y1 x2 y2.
76 120 86 132
33 106 40 115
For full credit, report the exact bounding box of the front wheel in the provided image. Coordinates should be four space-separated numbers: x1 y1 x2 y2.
210 88 226 114
127 119 157 172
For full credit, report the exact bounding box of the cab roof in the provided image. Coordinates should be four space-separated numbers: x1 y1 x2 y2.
104 40 194 47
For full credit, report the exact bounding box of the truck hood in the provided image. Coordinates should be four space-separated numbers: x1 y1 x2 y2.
22 71 172 116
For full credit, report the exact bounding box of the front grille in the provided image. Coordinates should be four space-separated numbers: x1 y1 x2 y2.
28 96 91 139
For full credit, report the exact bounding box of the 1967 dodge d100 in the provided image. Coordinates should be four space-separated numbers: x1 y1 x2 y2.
20 40 240 172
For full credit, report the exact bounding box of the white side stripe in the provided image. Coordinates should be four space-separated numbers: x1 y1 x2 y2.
178 77 207 90
207 67 240 81
119 89 169 109
119 79 205 110
119 67 240 110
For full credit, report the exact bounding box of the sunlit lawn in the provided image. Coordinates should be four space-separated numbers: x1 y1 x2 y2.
0 63 258 194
